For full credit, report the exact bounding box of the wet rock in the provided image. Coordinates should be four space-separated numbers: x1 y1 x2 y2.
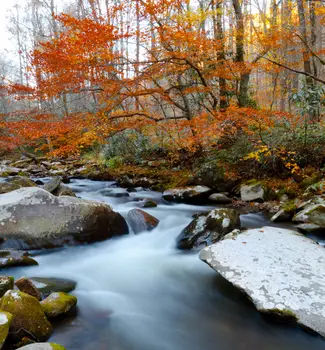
271 209 292 222
53 185 76 197
240 183 265 202
106 191 130 198
200 226 325 337
163 186 212 204
293 204 325 230
15 278 42 301
127 209 159 234
0 166 21 177
0 276 14 297
0 187 129 249
28 277 77 298
43 177 61 194
296 223 323 234
41 292 77 318
0 290 52 342
177 208 240 250
17 343 66 350
0 250 38 268
142 199 158 208
0 311 13 348
208 193 232 204
0 176 37 194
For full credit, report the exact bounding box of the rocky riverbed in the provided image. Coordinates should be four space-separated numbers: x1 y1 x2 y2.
0 175 325 349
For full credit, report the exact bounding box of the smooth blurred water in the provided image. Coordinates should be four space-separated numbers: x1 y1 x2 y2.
6 179 325 350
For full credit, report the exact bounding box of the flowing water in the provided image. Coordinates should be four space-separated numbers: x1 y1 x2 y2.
5 179 325 350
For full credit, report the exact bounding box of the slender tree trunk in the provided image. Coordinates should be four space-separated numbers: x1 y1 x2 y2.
232 0 250 107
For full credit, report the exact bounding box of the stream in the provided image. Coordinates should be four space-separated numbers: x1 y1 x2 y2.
4 178 325 350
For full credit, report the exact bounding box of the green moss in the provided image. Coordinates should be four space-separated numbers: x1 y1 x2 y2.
282 200 297 213
50 343 67 350
264 308 298 323
0 311 13 347
41 292 77 318
0 290 52 341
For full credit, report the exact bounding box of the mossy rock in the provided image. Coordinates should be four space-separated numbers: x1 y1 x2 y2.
0 290 52 342
16 343 66 350
177 208 240 250
0 276 14 297
262 308 298 324
41 292 77 318
0 177 37 194
0 250 38 268
0 311 13 348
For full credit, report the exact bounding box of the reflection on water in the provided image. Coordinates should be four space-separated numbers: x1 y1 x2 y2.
6 179 325 350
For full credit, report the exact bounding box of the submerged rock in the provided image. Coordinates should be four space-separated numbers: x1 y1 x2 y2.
0 276 14 297
208 193 232 204
240 183 264 202
0 187 128 249
200 226 325 337
177 208 240 250
142 199 158 208
127 209 159 234
41 292 77 318
0 311 13 349
163 186 212 204
17 343 66 350
28 277 77 299
0 290 52 341
15 278 42 301
0 250 38 268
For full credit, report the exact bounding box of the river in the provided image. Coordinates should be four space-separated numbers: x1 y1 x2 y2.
4 179 325 350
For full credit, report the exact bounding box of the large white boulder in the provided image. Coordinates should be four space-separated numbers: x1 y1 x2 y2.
200 226 325 337
0 187 128 249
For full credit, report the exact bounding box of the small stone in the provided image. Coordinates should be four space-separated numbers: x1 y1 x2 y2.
41 292 77 318
15 277 42 300
142 200 158 208
0 250 38 268
127 209 159 234
208 193 232 204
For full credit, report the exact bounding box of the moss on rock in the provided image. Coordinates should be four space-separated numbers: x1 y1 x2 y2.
0 310 13 348
0 290 52 342
41 292 77 318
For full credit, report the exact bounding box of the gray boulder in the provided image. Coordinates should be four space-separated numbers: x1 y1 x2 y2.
200 226 325 337
240 183 264 202
177 208 240 250
163 186 212 203
127 209 159 234
0 187 128 249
